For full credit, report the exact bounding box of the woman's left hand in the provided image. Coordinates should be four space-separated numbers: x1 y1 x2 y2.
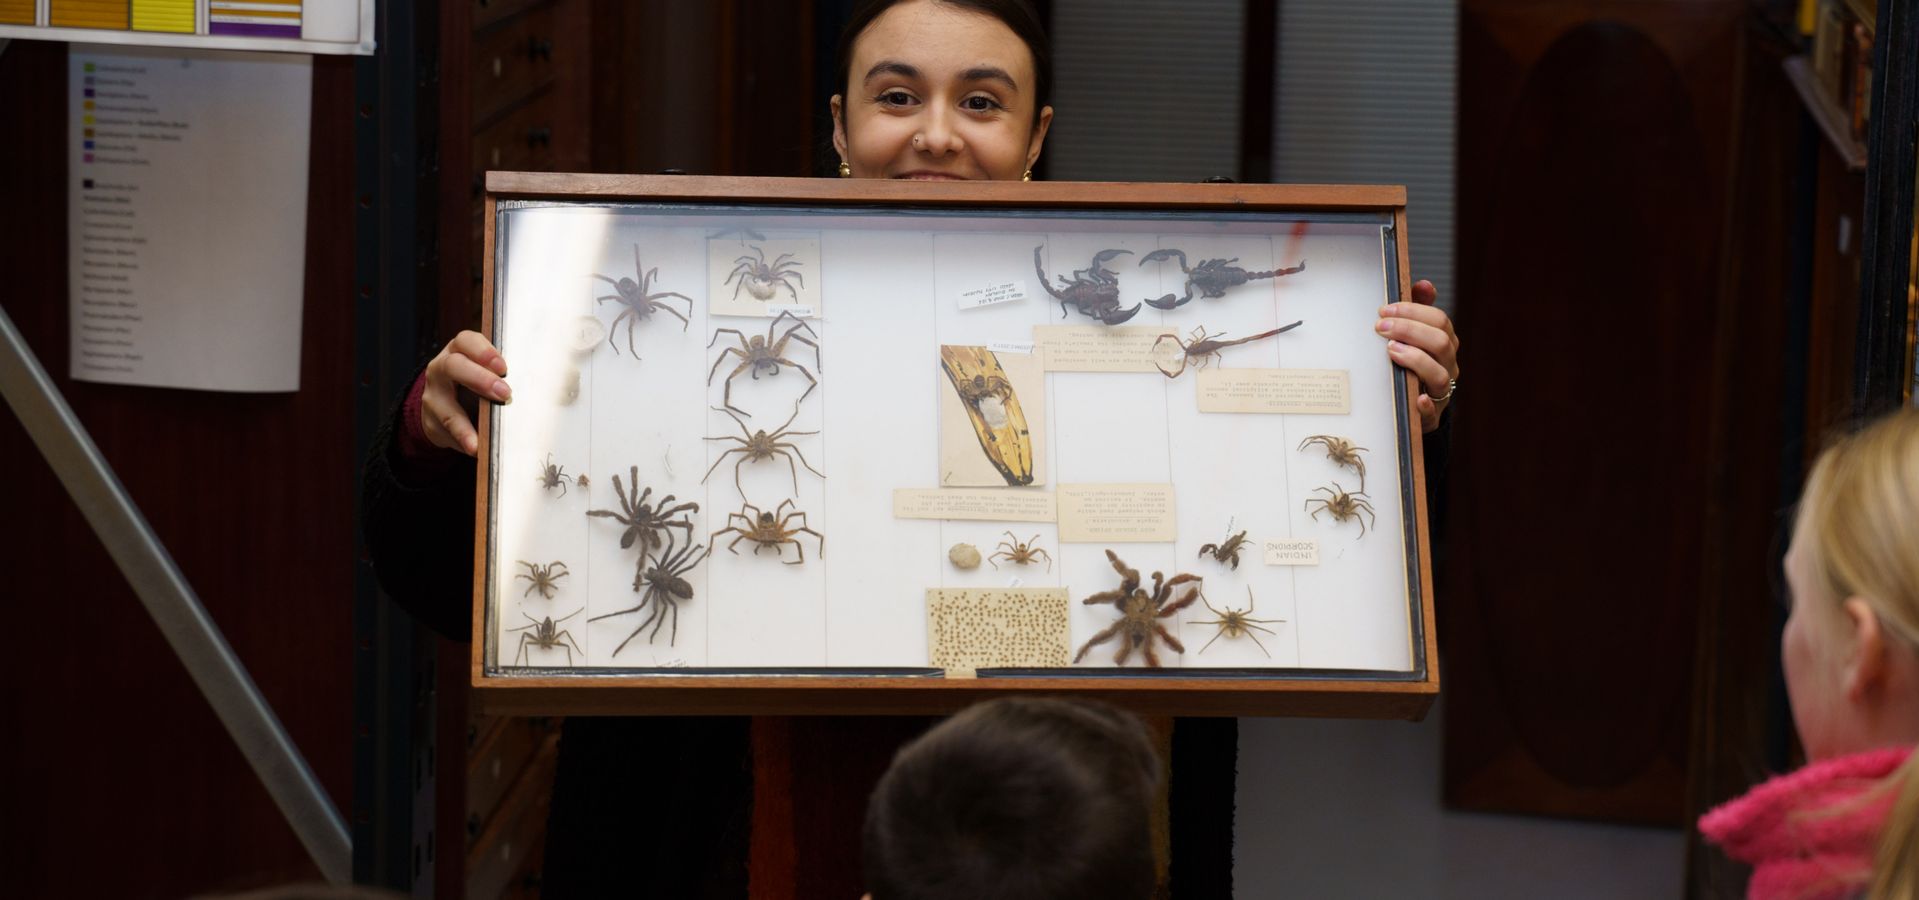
1377 279 1457 434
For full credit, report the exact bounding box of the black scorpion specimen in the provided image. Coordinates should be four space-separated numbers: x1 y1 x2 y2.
1035 246 1142 325
1138 249 1306 310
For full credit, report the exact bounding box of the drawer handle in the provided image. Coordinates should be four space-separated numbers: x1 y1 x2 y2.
527 37 553 61
525 127 552 149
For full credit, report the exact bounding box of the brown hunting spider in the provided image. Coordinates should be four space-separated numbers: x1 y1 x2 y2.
594 244 692 358
702 402 823 498
708 311 822 417
1138 248 1307 310
1197 522 1251 570
1305 481 1377 537
507 609 583 666
515 560 569 598
536 453 572 496
1035 246 1143 325
988 531 1052 572
725 244 805 303
1298 434 1368 490
1153 322 1302 378
589 534 707 652
585 465 698 553
1191 587 1285 657
1073 549 1203 668
709 499 824 565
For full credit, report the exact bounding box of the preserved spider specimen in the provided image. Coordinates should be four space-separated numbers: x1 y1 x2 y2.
988 531 1052 572
589 535 707 651
507 609 583 666
726 244 806 303
1073 549 1203 668
586 466 698 553
574 473 590 490
707 311 822 417
701 402 823 497
939 346 1034 486
1191 587 1285 657
1298 434 1368 490
1197 522 1250 570
515 560 569 598
1305 481 1377 537
1137 248 1306 310
708 499 825 565
1153 322 1302 378
1034 245 1143 325
594 245 692 358
536 453 572 497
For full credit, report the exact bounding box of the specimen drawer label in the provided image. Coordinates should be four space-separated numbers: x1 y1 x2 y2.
1195 368 1351 415
892 488 1057 522
1056 483 1176 543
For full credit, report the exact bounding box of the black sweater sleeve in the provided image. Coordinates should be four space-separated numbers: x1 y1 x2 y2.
360 380 479 641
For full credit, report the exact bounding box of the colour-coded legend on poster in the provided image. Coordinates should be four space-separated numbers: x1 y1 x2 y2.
0 0 371 54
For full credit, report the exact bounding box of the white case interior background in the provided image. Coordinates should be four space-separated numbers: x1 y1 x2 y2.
487 203 1416 674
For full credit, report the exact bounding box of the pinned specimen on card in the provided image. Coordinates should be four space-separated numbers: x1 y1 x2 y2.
1192 587 1285 657
939 346 1035 486
589 534 707 652
585 466 698 554
1197 521 1250 570
725 244 806 303
707 310 821 418
595 244 692 358
1152 323 1302 378
514 560 569 599
1298 434 1368 491
702 402 823 498
709 499 824 565
536 453 572 497
1136 248 1305 310
988 531 1052 572
1035 245 1142 325
1305 481 1376 537
507 609 584 666
1074 550 1203 668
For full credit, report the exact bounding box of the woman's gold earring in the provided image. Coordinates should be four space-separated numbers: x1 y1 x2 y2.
1022 169 1033 182
838 161 852 178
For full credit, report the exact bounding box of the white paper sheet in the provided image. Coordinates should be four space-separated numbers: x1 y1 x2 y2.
68 43 311 392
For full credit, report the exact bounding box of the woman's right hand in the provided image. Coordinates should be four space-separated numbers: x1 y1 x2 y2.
421 330 511 456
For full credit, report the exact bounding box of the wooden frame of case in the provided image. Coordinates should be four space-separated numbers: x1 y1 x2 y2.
471 172 1438 719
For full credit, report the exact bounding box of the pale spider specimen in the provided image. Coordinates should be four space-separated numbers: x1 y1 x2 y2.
725 244 805 303
1073 550 1203 668
514 560 568 599
988 531 1052 572
708 499 824 565
1191 587 1285 657
507 609 583 666
536 453 571 497
707 311 822 417
585 465 698 553
590 534 707 652
701 402 823 497
594 244 692 358
1305 481 1377 537
1298 434 1368 490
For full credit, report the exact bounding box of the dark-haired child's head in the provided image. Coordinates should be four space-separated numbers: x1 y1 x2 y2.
862 697 1160 900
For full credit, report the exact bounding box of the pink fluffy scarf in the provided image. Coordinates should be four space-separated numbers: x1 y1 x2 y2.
1699 745 1911 899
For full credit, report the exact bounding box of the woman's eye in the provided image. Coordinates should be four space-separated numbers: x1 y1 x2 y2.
877 90 916 107
961 95 1003 112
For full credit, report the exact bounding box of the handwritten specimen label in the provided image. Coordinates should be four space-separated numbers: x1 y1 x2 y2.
927 588 1071 676
988 340 1035 355
1056 483 1176 542
957 279 1030 310
1263 538 1320 566
1033 325 1170 373
893 488 1057 523
1195 368 1351 415
765 304 815 319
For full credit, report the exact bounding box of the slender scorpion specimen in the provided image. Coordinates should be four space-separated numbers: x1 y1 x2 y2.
1138 248 1306 310
1153 322 1302 378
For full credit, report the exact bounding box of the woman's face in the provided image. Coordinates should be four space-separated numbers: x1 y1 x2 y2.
833 0 1052 181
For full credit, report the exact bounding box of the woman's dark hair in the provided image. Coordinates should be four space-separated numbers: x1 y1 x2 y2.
834 0 1052 124
862 697 1160 900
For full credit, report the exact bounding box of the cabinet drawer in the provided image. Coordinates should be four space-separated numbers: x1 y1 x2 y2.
472 92 560 174
472 0 546 31
467 732 559 900
468 716 555 828
472 3 560 126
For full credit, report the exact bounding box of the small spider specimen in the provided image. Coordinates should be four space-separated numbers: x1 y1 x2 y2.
586 466 698 553
725 244 806 303
1035 245 1142 325
1197 522 1251 570
1305 481 1377 537
988 531 1052 572
707 310 822 417
574 473 591 490
507 609 584 666
589 535 707 652
1298 434 1368 490
1137 248 1307 310
1073 549 1203 668
536 453 572 497
514 560 569 599
1191 587 1285 657
1152 322 1302 378
701 402 823 497
594 244 692 358
708 499 825 565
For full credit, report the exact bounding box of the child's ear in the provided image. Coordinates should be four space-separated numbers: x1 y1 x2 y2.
1841 597 1888 701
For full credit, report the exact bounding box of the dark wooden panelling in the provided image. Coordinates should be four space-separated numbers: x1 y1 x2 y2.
0 43 355 896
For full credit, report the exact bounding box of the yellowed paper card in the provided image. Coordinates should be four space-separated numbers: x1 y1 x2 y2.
1195 368 1352 414
893 488 1057 522
937 346 1047 487
1033 325 1169 373
1263 538 1320 566
927 588 1071 675
707 236 822 317
1057 483 1176 542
